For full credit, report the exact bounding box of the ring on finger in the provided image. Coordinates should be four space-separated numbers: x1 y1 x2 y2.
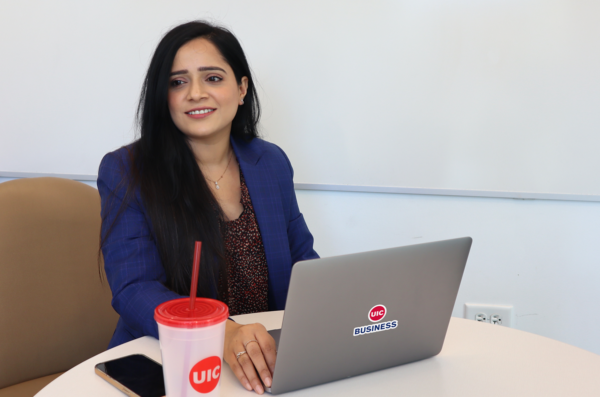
236 350 247 360
244 339 259 349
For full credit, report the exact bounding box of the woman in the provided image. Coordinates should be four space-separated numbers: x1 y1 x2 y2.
98 21 318 394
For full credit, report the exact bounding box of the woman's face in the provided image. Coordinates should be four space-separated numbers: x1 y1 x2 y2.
168 38 248 142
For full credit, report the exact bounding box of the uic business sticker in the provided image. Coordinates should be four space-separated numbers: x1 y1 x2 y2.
354 305 398 336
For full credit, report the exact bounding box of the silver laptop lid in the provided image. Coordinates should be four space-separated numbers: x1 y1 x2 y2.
270 237 472 394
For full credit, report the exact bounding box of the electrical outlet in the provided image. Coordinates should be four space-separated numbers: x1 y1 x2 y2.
474 313 488 322
490 314 502 325
464 303 515 328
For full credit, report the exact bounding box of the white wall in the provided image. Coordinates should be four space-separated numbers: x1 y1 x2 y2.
296 189 600 355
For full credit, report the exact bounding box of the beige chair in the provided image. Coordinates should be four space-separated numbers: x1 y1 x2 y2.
0 177 119 397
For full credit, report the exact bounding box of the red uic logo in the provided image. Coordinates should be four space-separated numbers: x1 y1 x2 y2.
368 305 386 322
189 356 221 393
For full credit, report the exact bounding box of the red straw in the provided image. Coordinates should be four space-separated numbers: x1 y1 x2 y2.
190 241 202 311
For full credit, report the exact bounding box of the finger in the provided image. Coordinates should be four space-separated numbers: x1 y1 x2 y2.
238 349 265 394
255 333 277 374
225 351 253 391
245 340 273 388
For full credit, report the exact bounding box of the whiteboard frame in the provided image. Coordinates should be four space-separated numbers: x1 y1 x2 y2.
2 171 599 203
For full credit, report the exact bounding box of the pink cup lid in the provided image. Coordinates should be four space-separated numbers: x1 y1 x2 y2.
154 298 229 328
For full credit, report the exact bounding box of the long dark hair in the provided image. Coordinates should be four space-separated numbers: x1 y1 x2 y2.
101 21 260 301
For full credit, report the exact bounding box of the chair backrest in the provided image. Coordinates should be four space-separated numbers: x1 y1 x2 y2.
0 177 119 389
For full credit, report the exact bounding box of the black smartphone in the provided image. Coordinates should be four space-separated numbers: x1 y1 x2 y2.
95 354 166 397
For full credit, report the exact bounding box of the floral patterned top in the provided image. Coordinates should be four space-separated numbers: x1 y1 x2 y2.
223 169 269 315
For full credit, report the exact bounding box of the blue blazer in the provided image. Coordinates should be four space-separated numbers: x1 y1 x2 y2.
98 137 319 348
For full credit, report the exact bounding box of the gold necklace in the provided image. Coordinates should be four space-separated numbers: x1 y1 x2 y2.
203 150 233 190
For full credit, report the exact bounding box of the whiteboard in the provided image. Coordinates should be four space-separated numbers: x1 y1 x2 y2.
1 0 600 198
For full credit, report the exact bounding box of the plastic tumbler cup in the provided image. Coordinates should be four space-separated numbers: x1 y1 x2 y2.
155 298 229 396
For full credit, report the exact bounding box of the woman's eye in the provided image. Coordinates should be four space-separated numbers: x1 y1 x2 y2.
170 79 185 87
207 76 222 82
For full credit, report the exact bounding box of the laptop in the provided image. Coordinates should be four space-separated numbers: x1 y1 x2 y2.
266 237 472 394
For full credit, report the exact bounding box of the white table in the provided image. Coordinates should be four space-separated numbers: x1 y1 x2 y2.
36 312 600 396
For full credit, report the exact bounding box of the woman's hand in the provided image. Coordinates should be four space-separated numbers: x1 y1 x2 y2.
224 320 277 394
